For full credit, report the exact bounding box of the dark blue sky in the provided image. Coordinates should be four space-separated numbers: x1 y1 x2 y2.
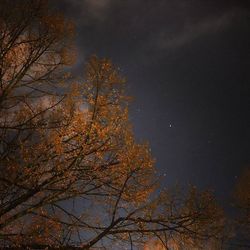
55 0 250 205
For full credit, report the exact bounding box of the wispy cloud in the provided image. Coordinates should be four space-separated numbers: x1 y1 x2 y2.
84 0 112 20
65 0 112 21
155 8 247 50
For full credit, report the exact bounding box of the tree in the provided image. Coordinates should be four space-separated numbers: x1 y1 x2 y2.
229 168 250 249
0 1 224 249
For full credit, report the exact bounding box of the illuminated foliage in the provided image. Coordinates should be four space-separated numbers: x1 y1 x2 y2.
0 1 224 249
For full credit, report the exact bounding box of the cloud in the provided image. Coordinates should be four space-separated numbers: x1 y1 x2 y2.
155 8 247 50
63 0 112 21
85 0 111 10
84 0 112 20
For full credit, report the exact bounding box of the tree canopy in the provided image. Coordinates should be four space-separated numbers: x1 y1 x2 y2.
0 1 228 249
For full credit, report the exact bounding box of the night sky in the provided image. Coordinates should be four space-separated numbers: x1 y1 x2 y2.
55 0 250 206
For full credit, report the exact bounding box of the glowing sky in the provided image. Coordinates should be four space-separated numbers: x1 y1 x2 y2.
54 0 250 206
